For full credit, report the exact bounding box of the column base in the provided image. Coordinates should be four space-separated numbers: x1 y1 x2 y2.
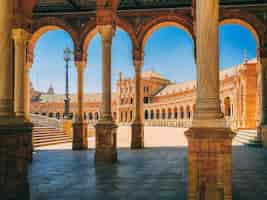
72 121 88 150
0 122 33 200
95 120 118 163
131 122 144 149
258 125 267 148
185 127 235 200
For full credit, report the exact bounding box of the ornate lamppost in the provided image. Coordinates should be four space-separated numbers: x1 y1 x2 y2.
63 47 72 119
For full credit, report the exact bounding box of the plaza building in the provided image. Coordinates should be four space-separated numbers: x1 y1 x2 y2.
31 58 258 131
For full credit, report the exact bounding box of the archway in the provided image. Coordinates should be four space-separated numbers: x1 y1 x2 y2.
219 21 258 130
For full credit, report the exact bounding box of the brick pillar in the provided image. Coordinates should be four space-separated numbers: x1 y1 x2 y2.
185 0 235 199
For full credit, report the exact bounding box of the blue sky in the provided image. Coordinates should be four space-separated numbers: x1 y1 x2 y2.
30 24 257 94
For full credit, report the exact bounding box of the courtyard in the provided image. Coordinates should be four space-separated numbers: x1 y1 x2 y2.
29 127 267 200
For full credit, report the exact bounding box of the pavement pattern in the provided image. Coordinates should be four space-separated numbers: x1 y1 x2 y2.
29 127 267 200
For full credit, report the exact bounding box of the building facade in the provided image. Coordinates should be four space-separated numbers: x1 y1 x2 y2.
30 59 258 130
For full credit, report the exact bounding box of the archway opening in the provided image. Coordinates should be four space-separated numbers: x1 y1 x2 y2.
30 28 75 150
219 22 258 130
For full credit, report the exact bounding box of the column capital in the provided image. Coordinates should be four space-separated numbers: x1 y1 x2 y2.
25 62 33 71
12 28 31 43
133 60 144 72
98 25 115 42
75 61 87 71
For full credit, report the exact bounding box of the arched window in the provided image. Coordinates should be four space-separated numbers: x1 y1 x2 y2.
145 110 149 120
224 97 231 116
95 112 99 120
88 112 93 120
162 108 166 119
186 106 191 119
113 112 117 120
130 110 133 121
156 109 160 119
180 107 184 119
174 107 178 119
125 112 128 122
168 108 172 119
120 112 123 122
150 110 154 119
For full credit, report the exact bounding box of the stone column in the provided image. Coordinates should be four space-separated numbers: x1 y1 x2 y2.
12 28 31 121
25 62 32 121
0 2 32 199
258 48 267 147
0 1 14 119
185 1 235 200
193 0 224 126
72 61 88 150
95 25 118 162
131 60 144 148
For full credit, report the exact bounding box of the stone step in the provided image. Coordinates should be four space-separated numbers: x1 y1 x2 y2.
33 137 72 144
234 130 262 148
34 139 72 148
33 135 71 141
33 127 72 148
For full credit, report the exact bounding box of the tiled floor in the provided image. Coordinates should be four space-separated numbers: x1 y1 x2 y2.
29 127 267 200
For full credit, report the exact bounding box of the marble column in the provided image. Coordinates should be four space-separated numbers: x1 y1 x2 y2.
258 50 267 147
131 60 144 149
185 1 235 200
95 25 118 162
0 1 32 199
72 61 88 150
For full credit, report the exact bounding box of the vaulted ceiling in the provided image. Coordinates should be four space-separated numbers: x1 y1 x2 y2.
33 0 267 13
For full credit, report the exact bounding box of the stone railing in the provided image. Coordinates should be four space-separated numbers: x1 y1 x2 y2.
30 114 63 129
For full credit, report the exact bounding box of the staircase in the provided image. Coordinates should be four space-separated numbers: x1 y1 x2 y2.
234 129 262 147
33 127 72 148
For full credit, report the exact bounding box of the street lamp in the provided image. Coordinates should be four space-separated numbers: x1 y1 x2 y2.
64 47 72 119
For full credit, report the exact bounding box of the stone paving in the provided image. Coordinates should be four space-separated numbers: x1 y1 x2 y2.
29 127 267 200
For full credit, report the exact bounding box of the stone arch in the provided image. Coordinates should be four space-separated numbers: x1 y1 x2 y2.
138 14 195 52
29 17 79 64
81 17 138 62
220 11 264 48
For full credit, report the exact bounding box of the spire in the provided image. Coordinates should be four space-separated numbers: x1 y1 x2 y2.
47 83 55 95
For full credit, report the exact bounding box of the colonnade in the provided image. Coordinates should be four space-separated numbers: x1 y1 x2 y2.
2 0 267 199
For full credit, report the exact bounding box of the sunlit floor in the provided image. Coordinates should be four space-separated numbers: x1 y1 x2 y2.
29 127 267 200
